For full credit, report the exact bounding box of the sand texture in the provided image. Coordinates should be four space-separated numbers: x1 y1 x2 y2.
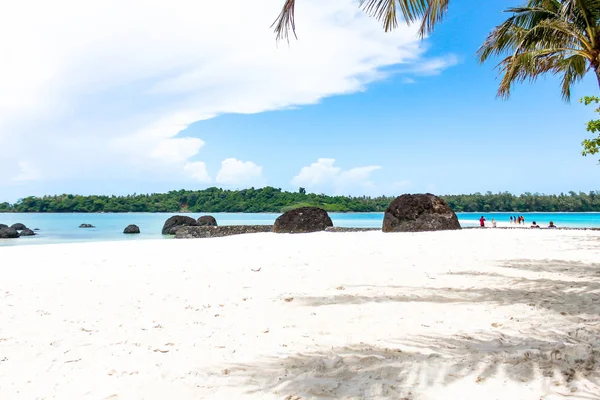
1 229 599 399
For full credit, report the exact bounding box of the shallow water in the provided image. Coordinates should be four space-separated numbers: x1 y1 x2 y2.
1 212 599 246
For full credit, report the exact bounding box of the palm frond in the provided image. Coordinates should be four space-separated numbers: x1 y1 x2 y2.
480 0 600 101
272 0 297 42
419 0 450 37
273 0 450 41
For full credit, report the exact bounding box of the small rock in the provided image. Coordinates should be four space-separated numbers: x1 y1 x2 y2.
79 224 95 228
19 228 36 237
197 215 217 226
123 224 140 234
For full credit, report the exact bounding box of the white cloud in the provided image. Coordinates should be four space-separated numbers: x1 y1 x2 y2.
0 0 450 195
292 158 381 194
292 158 341 186
216 158 263 185
12 162 41 182
184 161 211 183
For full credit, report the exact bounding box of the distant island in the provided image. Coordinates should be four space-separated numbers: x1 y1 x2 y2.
1 187 599 213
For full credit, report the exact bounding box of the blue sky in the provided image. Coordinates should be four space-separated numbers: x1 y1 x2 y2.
0 0 599 202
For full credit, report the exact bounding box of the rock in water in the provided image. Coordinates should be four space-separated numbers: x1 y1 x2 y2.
10 223 27 230
79 223 95 228
123 224 140 234
197 215 217 226
0 227 19 238
162 215 197 235
0 224 7 229
19 228 36 236
274 207 333 234
382 193 461 232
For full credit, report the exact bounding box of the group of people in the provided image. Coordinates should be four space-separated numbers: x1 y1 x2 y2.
530 221 557 229
510 215 525 224
478 215 558 229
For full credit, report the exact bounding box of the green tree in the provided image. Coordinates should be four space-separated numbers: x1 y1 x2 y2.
581 95 600 159
478 0 600 101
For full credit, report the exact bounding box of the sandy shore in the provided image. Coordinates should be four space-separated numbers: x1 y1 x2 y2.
1 229 599 399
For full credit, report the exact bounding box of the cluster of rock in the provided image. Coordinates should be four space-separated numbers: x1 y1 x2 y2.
162 214 217 235
167 193 461 240
324 227 380 232
2 194 461 241
175 225 273 239
0 223 37 239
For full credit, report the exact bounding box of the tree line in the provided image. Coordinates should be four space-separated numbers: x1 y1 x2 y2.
1 188 600 213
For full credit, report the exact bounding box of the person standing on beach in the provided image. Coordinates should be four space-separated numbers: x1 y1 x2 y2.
510 216 513 224
492 218 497 228
480 216 486 227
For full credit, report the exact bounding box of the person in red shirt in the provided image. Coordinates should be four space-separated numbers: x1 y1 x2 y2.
479 216 486 227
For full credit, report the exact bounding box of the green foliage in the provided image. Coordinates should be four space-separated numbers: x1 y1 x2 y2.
2 188 600 213
478 0 600 101
581 95 600 159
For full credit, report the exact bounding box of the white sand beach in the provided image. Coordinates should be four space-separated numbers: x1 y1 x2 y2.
1 229 599 400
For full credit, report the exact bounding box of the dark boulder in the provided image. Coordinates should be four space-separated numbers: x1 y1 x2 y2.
197 215 217 226
274 207 333 234
0 224 7 229
19 228 36 237
162 215 197 235
382 193 461 233
10 223 27 230
0 227 19 239
123 224 140 234
79 223 95 228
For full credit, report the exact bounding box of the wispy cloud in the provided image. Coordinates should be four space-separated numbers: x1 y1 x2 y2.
0 0 450 193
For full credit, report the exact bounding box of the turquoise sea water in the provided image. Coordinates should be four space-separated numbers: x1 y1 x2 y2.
1 212 599 246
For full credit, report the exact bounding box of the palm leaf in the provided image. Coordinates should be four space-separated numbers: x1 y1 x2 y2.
272 0 450 40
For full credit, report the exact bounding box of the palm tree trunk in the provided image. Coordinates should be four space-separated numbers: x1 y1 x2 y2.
596 66 600 91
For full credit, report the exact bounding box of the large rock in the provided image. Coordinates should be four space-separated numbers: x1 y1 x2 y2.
0 227 19 238
162 215 197 235
0 224 7 229
197 215 217 226
19 228 36 237
123 224 140 234
382 193 461 232
274 207 333 234
10 223 27 230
